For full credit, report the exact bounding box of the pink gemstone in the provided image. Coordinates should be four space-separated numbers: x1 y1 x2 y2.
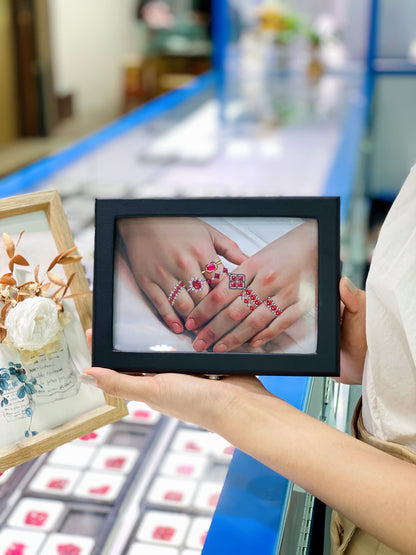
133 409 151 419
250 306 255 310
266 300 272 305
231 275 237 281
57 545 82 555
185 441 201 452
276 309 282 315
250 294 256 300
153 526 175 541
47 478 69 490
5 544 27 555
244 299 249 303
177 465 194 475
214 273 220 279
231 283 236 288
89 485 110 495
224 268 228 273
206 279 211 284
246 289 251 295
105 457 126 469
25 511 48 527
192 279 202 290
164 490 183 502
238 281 243 287
206 263 216 272
80 432 98 441
271 305 277 311
255 300 261 305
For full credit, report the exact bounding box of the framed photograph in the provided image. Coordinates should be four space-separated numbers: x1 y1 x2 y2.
93 197 340 377
0 191 127 473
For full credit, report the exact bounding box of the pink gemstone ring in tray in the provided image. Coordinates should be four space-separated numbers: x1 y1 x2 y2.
28 465 81 497
73 471 125 502
41 533 95 555
0 528 46 555
90 445 139 474
123 401 161 425
159 452 207 480
136 510 191 547
7 498 65 532
147 477 197 509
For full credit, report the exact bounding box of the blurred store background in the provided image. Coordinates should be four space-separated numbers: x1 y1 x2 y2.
0 1 416 554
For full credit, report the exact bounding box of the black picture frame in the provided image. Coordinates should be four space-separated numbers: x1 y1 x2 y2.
92 197 340 377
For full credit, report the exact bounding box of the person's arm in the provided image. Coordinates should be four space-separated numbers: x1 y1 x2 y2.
80 363 416 555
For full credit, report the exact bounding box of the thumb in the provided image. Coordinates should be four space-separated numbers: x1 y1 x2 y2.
210 227 248 265
79 367 153 401
340 276 365 314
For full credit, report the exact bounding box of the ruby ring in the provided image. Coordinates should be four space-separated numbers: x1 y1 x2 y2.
187 277 205 293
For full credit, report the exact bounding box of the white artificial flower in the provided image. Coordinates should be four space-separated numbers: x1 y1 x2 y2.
5 296 61 351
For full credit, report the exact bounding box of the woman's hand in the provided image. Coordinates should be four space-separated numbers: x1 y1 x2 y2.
83 331 267 432
184 221 318 352
338 276 367 384
118 217 247 334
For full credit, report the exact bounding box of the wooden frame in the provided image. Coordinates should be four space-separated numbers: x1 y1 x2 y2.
93 196 340 377
0 191 127 473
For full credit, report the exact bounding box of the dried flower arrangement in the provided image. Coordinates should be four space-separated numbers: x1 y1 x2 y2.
0 231 82 351
0 231 83 438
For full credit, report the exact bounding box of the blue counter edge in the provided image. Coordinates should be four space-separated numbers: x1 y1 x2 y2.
203 376 311 555
0 71 216 198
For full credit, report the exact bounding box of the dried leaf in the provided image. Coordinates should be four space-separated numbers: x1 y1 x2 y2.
0 273 16 286
56 301 63 312
47 272 66 287
11 254 29 266
63 291 89 300
34 264 40 283
61 273 75 297
15 230 24 249
47 247 78 272
0 328 6 342
58 255 82 265
9 254 29 271
40 283 52 293
1 302 10 320
52 286 65 302
2 233 15 258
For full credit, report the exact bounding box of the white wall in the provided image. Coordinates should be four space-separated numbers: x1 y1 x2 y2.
48 0 140 120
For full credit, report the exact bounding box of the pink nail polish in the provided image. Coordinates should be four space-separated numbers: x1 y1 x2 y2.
186 318 195 331
171 322 183 333
251 339 264 348
193 339 206 352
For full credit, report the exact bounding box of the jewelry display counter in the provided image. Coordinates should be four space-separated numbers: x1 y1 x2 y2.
0 68 370 554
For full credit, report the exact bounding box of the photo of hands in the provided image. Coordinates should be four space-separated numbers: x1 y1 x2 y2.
93 197 339 376
114 216 318 356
